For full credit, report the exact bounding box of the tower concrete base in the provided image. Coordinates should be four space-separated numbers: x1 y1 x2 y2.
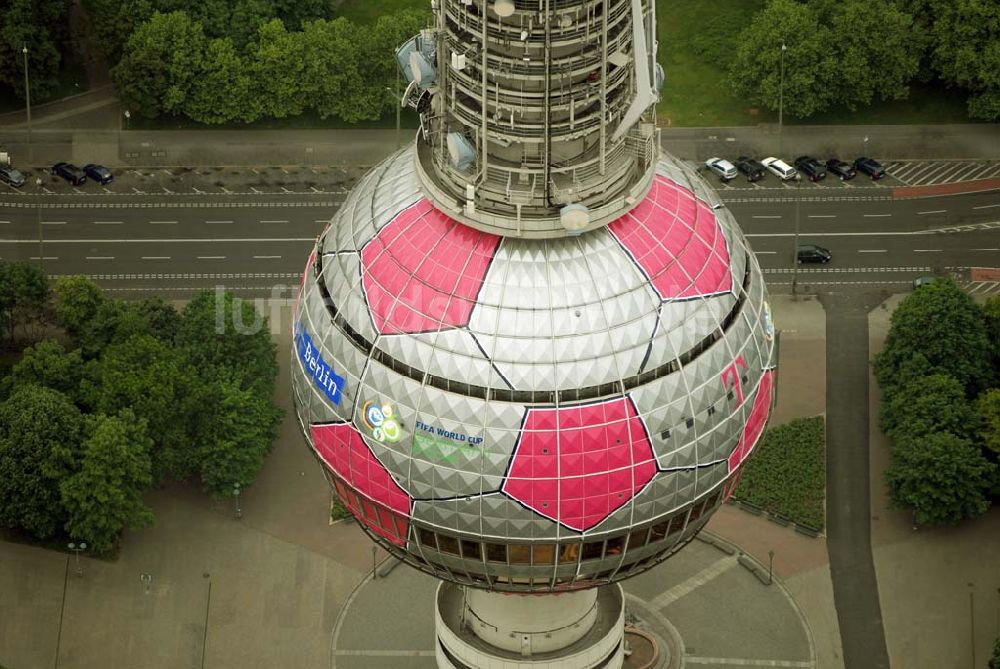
435 582 625 668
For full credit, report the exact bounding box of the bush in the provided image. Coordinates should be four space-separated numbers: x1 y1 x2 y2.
735 416 826 530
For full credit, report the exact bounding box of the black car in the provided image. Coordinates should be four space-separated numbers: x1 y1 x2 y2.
794 156 826 182
797 244 832 264
83 164 113 185
735 156 766 182
854 157 886 180
825 158 856 181
52 162 86 186
0 165 26 187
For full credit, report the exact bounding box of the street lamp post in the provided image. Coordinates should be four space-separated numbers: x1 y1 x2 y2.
35 177 44 272
791 174 801 297
22 44 32 164
124 109 131 130
372 546 378 580
778 42 786 156
768 549 775 585
68 542 86 576
386 82 401 150
233 484 242 519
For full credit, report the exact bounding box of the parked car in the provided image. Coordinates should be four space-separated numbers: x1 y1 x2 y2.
761 157 797 181
83 164 113 185
796 244 832 264
51 162 86 186
735 156 766 182
854 157 886 180
825 158 856 181
794 156 827 182
705 157 738 182
912 275 938 290
0 165 26 187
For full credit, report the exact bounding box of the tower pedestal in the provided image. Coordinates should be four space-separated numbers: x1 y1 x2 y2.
435 582 624 668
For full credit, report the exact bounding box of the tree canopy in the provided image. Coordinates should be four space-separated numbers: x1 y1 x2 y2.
61 411 154 553
874 279 992 398
0 260 49 345
885 431 995 525
881 373 980 440
0 385 83 538
0 0 71 103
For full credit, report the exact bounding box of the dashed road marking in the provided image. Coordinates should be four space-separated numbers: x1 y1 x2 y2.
197 256 226 260
41 221 66 225
260 220 288 224
917 210 946 215
85 256 114 260
973 204 1000 210
685 658 811 667
858 249 887 253
807 215 836 219
150 220 177 225
253 255 282 259
862 213 891 218
752 215 782 219
914 249 942 253
94 221 123 225
206 220 234 224
141 256 171 260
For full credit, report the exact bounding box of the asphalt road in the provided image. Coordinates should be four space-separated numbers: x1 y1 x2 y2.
1 189 997 297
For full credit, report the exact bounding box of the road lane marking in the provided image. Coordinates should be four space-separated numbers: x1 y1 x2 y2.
973 204 1000 210
29 256 58 260
94 221 123 225
85 256 115 260
260 219 288 224
751 215 782 219
913 249 942 253
141 256 171 260
150 220 177 225
41 221 66 225
858 249 887 253
754 251 777 255
206 220 233 224
0 220 10 224
972 248 1000 251
253 255 282 259
807 214 836 219
314 219 330 223
197 256 226 260
862 213 891 218
918 210 947 215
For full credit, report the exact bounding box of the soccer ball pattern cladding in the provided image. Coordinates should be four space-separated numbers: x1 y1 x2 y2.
291 148 776 592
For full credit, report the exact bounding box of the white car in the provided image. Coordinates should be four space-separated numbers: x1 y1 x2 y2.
705 157 738 182
761 157 797 181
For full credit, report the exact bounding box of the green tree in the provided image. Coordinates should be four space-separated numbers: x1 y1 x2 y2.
825 1 921 110
77 297 177 358
0 385 83 538
727 0 839 118
880 373 979 439
300 18 371 121
60 411 154 554
979 389 1000 459
177 290 278 395
192 380 281 495
874 279 992 398
5 339 84 399
112 11 209 118
81 0 154 65
83 334 199 481
990 637 1000 669
248 19 308 119
984 294 1000 383
0 0 70 103
0 260 49 345
886 431 995 525
926 0 1000 120
53 275 105 340
184 37 255 124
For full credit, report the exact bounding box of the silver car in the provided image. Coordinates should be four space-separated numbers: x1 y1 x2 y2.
705 157 738 182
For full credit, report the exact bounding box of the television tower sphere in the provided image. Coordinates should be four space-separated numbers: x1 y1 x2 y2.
292 0 775 666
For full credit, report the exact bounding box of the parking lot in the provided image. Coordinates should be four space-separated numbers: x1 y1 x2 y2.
0 165 364 196
884 160 1000 186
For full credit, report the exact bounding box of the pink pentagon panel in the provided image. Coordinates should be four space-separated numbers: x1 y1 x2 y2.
728 369 776 474
502 397 657 531
310 423 411 546
608 175 732 300
361 199 501 334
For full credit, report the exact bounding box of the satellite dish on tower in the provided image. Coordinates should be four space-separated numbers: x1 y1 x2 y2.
446 133 476 171
493 0 514 17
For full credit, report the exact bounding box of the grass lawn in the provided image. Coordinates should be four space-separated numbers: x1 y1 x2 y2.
735 416 826 530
